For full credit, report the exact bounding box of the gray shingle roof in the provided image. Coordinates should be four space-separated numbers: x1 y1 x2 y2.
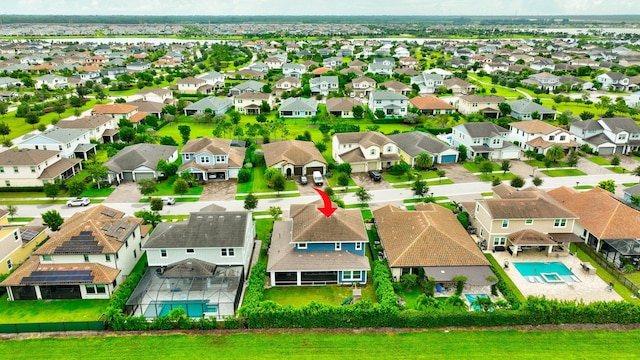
104 144 177 173
458 122 508 138
279 97 317 112
144 211 250 248
0 148 59 165
185 96 233 112
599 117 640 133
370 90 408 101
507 99 556 115
23 127 88 144
388 131 452 157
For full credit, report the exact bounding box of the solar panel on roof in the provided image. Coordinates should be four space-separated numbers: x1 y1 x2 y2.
21 270 94 285
101 209 117 217
20 229 39 242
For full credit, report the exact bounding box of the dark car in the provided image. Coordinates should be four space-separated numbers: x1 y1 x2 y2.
300 175 308 185
368 170 382 182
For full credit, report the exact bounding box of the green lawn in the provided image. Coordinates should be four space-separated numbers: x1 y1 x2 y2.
481 192 493 197
236 192 300 200
0 294 108 324
160 215 189 222
151 176 204 196
624 183 639 187
382 170 439 183
476 172 516 182
361 209 373 221
608 166 627 174
2 330 639 359
326 173 358 187
236 166 298 194
263 284 377 307
525 160 570 168
80 186 116 197
575 185 594 190
541 169 587 177
8 217 34 223
392 179 454 188
462 161 501 173
588 156 611 166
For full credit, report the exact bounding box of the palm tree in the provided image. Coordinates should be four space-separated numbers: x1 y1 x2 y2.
414 152 433 170
545 145 565 165
446 295 467 311
416 294 440 311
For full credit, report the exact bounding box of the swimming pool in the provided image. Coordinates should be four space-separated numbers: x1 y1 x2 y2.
513 262 577 283
464 293 489 311
143 300 218 318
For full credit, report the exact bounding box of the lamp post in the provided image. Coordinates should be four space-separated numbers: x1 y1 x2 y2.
530 166 537 178
576 181 580 189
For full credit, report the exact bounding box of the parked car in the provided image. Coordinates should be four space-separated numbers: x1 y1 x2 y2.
67 197 90 207
161 197 175 205
312 171 323 186
300 175 308 185
377 250 385 261
368 170 382 182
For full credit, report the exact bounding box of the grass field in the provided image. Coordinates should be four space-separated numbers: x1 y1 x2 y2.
0 294 108 324
236 166 298 194
462 161 501 173
525 160 570 168
1 330 639 359
476 172 516 182
608 166 627 174
541 169 587 177
588 156 611 166
263 284 377 306
151 176 204 196
392 179 454 188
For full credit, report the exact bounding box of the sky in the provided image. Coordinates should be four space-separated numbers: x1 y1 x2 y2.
2 0 640 16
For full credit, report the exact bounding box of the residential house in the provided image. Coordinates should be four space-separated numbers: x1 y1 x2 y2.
195 70 225 88
0 209 47 274
626 91 640 107
509 120 579 154
374 203 494 285
524 72 561 91
309 76 339 96
393 47 410 58
455 95 505 118
278 97 318 118
332 131 400 172
596 71 631 92
411 72 444 94
282 63 306 78
623 184 640 204
92 103 139 121
134 88 173 103
0 77 23 88
345 76 376 97
470 185 580 254
127 100 165 119
19 127 95 160
409 95 456 115
176 77 207 94
126 62 150 72
262 140 327 177
0 148 82 188
274 77 302 96
183 97 233 116
326 97 363 118
226 69 266 80
380 80 411 96
265 56 286 70
104 144 178 183
530 58 556 71
368 90 409 117
450 122 520 160
548 187 640 263
268 204 370 286
133 210 254 318
443 78 477 95
570 117 640 155
100 67 126 80
367 62 394 76
482 62 510 74
388 131 459 165
248 61 268 73
322 56 343 69
233 93 274 115
1 205 150 300
506 99 557 120
56 114 119 143
228 80 266 96
178 138 246 181
399 56 419 69
34 74 67 89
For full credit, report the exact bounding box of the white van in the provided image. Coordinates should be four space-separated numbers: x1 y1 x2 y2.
312 171 323 186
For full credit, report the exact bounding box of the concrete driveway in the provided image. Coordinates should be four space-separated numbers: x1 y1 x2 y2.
437 163 478 183
352 173 392 190
103 182 141 203
200 180 238 201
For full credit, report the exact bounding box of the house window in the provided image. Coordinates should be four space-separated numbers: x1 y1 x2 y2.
554 219 567 228
335 243 342 251
559 135 566 141
6 259 12 270
133 250 137 259
386 146 392 152
501 219 509 228
355 242 362 250
13 166 18 173
160 249 167 258
619 134 627 140
525 219 533 225
549 135 555 141
215 155 226 162
86 285 96 294
0 166 3 173
493 237 507 246
298 243 307 249
83 254 90 262
125 240 128 248
343 271 362 281
42 255 52 261
221 248 235 257
96 284 106 294
105 254 111 262
492 138 500 145
14 231 19 241
30 166 36 173
186 249 195 254
370 149 376 155
200 156 210 164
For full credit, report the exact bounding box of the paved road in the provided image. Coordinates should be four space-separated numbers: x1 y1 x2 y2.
11 172 638 219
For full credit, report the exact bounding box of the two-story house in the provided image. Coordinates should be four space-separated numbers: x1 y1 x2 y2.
596 71 630 92
268 204 370 286
92 103 139 121
309 76 339 96
1 205 149 300
55 114 119 143
176 77 208 94
104 144 178 183
326 97 363 118
264 56 286 70
451 122 520 160
506 99 557 120
229 80 267 96
34 74 68 89
134 88 173 103
332 131 400 172
282 63 306 78
178 137 246 181
0 209 47 275
455 95 505 118
346 76 376 97
469 185 580 255
0 148 83 188
133 210 254 319
233 92 274 115
524 72 561 91
19 127 95 160
509 120 579 154
368 90 408 117
278 97 318 118
570 117 640 155
367 62 394 76
411 72 445 94
409 95 456 115
322 56 343 69
195 70 225 88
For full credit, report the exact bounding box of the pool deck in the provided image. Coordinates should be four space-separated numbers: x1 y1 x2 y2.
490 251 623 303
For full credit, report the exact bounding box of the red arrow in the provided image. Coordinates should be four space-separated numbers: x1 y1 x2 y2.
313 187 337 217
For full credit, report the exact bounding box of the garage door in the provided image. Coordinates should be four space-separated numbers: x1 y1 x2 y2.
598 146 614 155
306 166 324 175
122 172 134 182
351 163 366 173
134 172 155 181
439 154 457 163
367 161 379 171
501 151 520 160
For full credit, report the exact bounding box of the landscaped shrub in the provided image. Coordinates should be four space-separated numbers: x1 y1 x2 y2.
485 254 522 309
372 261 398 309
237 168 252 183
456 211 469 229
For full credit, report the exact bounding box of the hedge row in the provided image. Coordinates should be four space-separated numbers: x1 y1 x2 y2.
0 186 44 193
485 254 523 309
372 261 398 309
105 255 149 329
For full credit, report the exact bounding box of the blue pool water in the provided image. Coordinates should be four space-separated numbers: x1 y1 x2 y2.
144 300 218 318
513 262 574 277
464 294 489 311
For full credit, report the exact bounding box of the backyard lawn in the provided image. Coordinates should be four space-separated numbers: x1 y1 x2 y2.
0 294 108 323
1 330 638 359
541 169 587 177
263 283 377 307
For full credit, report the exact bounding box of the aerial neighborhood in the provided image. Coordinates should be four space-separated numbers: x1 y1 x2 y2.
2 24 640 334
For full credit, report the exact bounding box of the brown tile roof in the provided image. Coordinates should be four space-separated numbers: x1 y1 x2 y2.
380 80 411 91
0 148 59 166
38 158 82 180
526 137 580 149
177 77 206 85
325 97 362 112
459 95 505 103
312 67 331 75
374 203 489 267
334 131 396 148
479 194 577 220
290 204 367 243
508 229 557 245
92 103 138 114
0 257 120 286
547 187 640 239
409 95 456 110
179 138 246 171
510 120 561 135
262 140 326 168
129 111 148 123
